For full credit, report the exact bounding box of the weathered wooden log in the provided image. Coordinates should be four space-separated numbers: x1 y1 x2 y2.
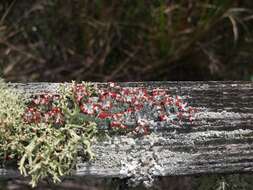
1 82 253 185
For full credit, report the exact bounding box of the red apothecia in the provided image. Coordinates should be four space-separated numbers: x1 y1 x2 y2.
23 82 196 135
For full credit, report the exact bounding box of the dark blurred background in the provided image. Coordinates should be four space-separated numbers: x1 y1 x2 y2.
0 0 253 190
0 0 252 82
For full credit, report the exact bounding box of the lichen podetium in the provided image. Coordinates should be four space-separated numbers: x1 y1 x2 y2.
0 80 196 187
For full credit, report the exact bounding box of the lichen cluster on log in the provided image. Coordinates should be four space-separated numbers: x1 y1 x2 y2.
1 82 253 186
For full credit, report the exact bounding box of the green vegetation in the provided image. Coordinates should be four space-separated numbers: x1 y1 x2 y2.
0 0 252 81
0 80 97 187
0 78 26 162
0 0 253 189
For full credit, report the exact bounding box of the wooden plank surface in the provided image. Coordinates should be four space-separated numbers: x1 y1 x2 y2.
1 82 253 185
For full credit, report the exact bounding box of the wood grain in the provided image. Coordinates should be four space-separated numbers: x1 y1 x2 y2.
1 82 253 183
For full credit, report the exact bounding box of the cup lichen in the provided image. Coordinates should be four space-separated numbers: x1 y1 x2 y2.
0 80 196 187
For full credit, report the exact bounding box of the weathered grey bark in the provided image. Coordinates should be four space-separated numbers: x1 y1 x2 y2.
1 82 253 185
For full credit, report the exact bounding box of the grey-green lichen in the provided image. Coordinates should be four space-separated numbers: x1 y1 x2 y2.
0 79 26 163
0 80 98 187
